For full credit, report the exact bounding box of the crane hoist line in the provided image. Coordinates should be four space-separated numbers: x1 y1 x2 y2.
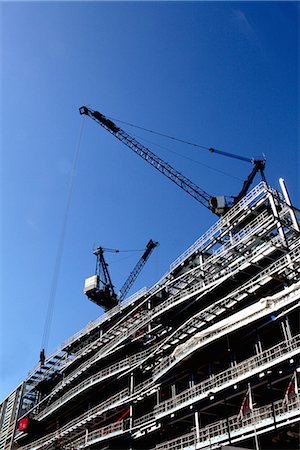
79 106 266 216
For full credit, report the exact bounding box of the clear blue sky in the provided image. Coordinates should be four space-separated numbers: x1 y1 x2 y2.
0 2 299 400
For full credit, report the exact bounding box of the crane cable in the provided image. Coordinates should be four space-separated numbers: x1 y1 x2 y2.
107 116 246 181
130 132 244 182
107 115 211 151
40 117 85 364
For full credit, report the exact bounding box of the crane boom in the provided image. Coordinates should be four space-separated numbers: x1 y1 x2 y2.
118 239 158 301
79 106 212 211
79 106 266 215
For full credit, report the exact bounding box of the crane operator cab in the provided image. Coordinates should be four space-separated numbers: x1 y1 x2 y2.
209 196 227 216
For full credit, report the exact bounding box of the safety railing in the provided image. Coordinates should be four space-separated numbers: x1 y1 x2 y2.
152 234 300 332
36 362 129 420
155 334 300 417
61 287 148 351
69 420 127 449
20 389 130 450
24 288 147 387
24 288 149 394
165 201 292 311
154 235 300 360
24 352 71 394
155 395 300 450
152 211 294 322
33 347 151 419
154 280 300 378
18 430 57 450
66 306 149 364
134 411 156 427
170 182 269 271
203 207 287 271
60 387 129 433
19 374 156 450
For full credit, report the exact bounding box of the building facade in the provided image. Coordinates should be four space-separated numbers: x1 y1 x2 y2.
4 181 300 450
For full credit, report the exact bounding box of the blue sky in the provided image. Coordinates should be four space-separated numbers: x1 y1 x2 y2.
0 2 299 400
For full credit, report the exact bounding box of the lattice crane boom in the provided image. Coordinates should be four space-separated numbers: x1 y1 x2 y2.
79 106 212 211
118 239 158 301
79 106 266 215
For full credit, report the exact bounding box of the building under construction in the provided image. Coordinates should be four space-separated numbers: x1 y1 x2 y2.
1 110 299 450
0 178 299 450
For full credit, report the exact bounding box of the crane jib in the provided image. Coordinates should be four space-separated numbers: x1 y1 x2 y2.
79 105 266 216
80 106 211 207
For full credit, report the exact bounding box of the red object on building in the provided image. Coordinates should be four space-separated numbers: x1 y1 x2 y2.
283 371 298 404
18 417 29 431
237 384 253 420
114 408 130 424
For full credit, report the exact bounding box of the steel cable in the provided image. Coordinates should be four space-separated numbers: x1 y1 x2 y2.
41 117 85 355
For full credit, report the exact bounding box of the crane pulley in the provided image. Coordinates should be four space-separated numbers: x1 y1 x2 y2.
84 240 158 310
79 106 266 216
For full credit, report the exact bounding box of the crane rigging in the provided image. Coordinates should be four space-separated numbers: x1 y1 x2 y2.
79 106 266 216
84 240 158 310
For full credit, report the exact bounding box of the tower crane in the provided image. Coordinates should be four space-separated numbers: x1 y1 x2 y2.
79 106 266 216
84 240 158 310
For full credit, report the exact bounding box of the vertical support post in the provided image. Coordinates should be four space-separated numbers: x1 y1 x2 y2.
171 384 176 398
268 377 277 430
194 410 200 443
189 372 195 388
147 299 152 334
209 361 214 378
199 253 205 280
255 329 263 354
129 371 134 450
281 317 292 341
250 386 260 450
226 335 236 367
268 192 286 242
253 416 260 450
279 178 300 232
224 397 231 444
130 371 134 429
285 317 293 340
156 386 160 405
199 253 204 269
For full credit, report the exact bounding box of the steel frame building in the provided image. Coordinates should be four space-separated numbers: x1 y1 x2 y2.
4 180 300 450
